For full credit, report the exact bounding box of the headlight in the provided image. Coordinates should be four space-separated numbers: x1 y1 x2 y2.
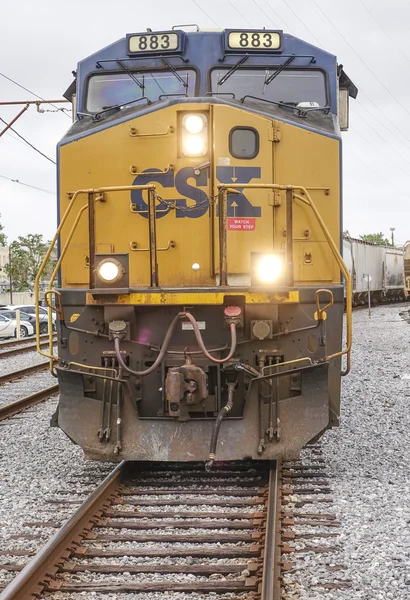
97 259 122 283
181 113 208 157
254 254 283 284
182 135 206 156
184 114 204 134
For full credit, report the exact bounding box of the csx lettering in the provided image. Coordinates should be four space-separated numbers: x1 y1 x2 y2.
216 167 261 217
131 166 261 219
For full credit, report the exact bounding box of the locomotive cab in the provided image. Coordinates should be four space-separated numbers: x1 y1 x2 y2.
37 27 356 463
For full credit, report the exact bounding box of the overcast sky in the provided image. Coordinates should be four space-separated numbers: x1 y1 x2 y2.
1 0 409 245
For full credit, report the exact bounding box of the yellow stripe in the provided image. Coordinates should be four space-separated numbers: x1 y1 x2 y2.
86 290 299 305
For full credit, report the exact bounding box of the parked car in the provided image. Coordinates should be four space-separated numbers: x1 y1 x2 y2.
6 304 56 334
0 309 36 333
0 313 34 338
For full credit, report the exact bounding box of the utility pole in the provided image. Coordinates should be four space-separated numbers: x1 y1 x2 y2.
8 246 12 304
364 274 372 318
390 227 395 246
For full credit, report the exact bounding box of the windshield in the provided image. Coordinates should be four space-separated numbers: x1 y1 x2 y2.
86 69 196 112
210 68 327 106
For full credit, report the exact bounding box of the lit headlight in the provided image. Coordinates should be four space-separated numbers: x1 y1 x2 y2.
184 114 204 134
183 135 206 156
181 113 208 157
97 259 122 283
254 254 283 284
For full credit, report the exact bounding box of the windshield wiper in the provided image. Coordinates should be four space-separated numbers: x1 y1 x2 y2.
264 55 295 86
93 96 151 121
218 55 249 86
161 57 188 89
240 95 330 119
116 60 145 92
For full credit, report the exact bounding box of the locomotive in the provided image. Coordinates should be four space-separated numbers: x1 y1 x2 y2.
36 27 357 464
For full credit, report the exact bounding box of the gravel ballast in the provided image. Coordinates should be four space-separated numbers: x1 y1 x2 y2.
290 305 410 599
1 304 409 599
0 397 113 587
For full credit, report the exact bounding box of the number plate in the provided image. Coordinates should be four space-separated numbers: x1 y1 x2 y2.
228 31 281 50
128 32 179 53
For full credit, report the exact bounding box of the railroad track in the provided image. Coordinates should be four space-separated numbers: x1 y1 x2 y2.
0 362 49 385
0 461 280 599
0 385 59 421
0 339 55 358
0 334 50 350
280 444 351 594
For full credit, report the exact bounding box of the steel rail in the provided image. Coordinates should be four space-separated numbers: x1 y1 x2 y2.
0 362 48 385
0 461 281 597
0 334 49 350
0 463 125 600
261 461 281 600
0 385 59 421
0 340 55 358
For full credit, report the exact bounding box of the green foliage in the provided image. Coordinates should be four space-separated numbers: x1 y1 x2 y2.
3 234 54 292
343 229 351 237
359 232 392 246
0 215 7 247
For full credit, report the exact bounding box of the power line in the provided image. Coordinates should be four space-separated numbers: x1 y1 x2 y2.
278 0 410 150
251 0 278 28
356 92 410 150
0 173 55 195
282 0 323 47
0 117 56 165
352 104 410 167
191 0 221 27
260 0 295 35
0 71 71 119
227 0 255 27
5 130 30 148
310 0 410 119
358 0 410 65
352 127 410 181
347 150 410 201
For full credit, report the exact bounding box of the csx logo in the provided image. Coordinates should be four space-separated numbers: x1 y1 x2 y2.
131 166 262 219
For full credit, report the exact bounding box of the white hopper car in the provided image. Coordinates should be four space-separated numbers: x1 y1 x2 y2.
343 237 405 305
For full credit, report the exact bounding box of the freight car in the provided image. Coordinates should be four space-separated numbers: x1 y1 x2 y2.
404 241 410 294
36 27 357 465
343 237 405 305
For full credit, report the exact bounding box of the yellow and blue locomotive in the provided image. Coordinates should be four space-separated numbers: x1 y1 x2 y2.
37 27 356 464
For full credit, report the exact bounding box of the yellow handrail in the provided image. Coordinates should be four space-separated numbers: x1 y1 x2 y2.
35 184 157 373
217 183 352 375
36 182 351 378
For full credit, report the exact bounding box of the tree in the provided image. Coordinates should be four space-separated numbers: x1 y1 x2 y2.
359 232 391 246
0 215 7 247
343 229 351 237
4 234 54 292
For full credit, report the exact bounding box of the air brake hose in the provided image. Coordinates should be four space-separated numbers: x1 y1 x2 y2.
113 313 182 377
182 312 237 364
113 312 237 377
205 383 236 472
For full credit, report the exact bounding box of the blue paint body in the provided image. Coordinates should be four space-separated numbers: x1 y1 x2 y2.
57 29 342 247
75 30 338 115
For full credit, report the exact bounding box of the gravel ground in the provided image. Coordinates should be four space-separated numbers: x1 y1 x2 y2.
291 304 410 600
0 397 113 586
0 349 51 374
2 304 410 599
0 371 56 407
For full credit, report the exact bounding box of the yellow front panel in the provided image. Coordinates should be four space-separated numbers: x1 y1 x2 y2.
59 104 214 288
59 102 341 290
212 105 274 276
273 122 341 284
